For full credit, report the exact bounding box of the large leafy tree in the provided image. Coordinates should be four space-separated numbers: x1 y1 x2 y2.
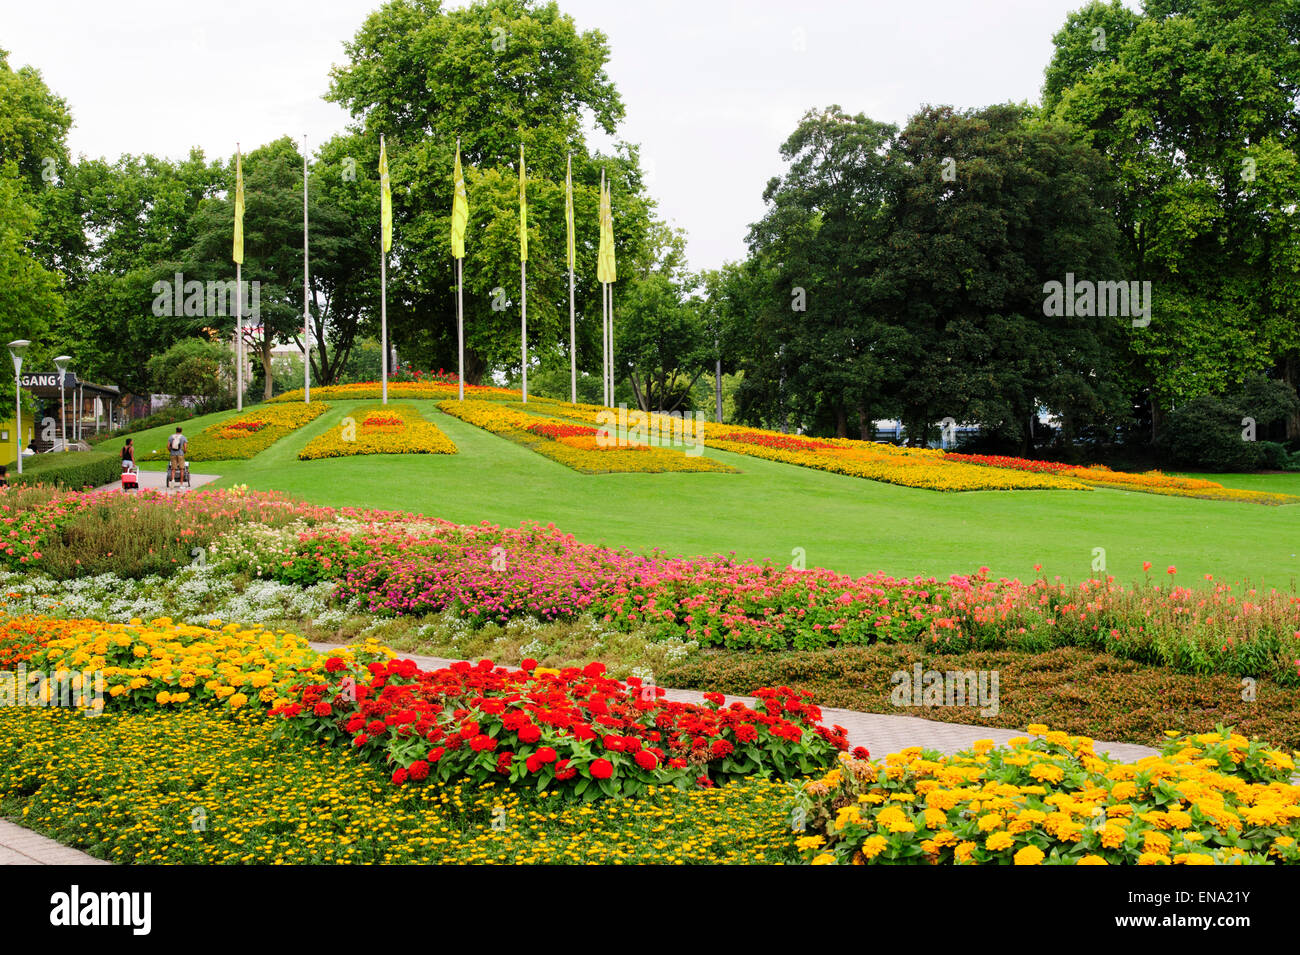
326 0 655 384
1046 0 1300 435
741 106 901 438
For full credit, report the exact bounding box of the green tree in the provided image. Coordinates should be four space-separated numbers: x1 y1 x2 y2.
1047 0 1300 435
145 337 232 411
326 0 654 385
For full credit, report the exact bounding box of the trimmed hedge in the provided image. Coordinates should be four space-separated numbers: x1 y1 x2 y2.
8 451 120 489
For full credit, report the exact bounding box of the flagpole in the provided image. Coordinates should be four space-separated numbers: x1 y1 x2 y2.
567 153 576 405
235 142 242 412
608 283 615 406
521 259 528 402
236 262 242 411
457 257 465 401
380 135 389 406
599 169 608 407
303 135 311 403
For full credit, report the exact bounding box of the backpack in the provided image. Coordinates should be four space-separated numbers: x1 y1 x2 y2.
168 434 183 452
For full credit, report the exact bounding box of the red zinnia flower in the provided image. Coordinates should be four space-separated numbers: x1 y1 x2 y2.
589 758 614 779
634 750 658 770
407 760 430 781
469 734 497 752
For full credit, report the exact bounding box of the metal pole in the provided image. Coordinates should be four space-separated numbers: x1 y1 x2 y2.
457 257 465 401
303 134 311 403
569 262 576 404
59 376 66 451
608 285 614 406
12 361 20 475
236 262 243 410
521 260 527 402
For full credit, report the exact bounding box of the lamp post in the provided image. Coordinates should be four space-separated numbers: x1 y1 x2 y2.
8 340 30 475
54 355 71 452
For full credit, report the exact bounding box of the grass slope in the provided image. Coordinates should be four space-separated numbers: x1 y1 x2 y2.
97 400 1300 586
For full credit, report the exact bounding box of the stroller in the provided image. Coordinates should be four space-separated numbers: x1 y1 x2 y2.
166 455 191 489
121 461 139 490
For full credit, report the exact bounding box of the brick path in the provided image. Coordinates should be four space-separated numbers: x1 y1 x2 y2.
0 820 107 866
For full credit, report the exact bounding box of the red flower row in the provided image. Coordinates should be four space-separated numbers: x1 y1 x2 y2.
274 653 848 799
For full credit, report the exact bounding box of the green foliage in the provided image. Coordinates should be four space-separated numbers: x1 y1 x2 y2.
145 338 233 411
326 0 655 384
1158 375 1300 470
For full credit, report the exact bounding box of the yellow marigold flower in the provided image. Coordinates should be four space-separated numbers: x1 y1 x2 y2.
923 808 948 830
1030 763 1065 784
1026 724 1048 735
954 841 977 863
1137 852 1170 865
973 739 994 754
1173 853 1215 865
985 831 1015 852
1110 782 1138 800
860 835 888 860
1078 855 1109 865
155 691 171 704
977 813 1003 832
1014 845 1045 866
810 853 836 866
1143 831 1171 855
1100 825 1128 849
228 692 249 709
795 835 825 851
1044 731 1070 747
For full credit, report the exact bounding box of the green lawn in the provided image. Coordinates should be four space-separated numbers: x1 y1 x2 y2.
97 399 1300 587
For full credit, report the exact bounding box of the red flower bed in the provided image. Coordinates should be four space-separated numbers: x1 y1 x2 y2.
942 452 1078 474
272 654 848 799
362 416 405 428
221 420 267 433
713 431 839 452
526 422 598 440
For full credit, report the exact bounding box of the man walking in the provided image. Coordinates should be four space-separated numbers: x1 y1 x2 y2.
167 426 188 484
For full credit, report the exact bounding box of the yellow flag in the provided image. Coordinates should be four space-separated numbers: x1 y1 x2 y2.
518 145 527 263
597 177 616 284
451 143 468 260
232 149 244 264
596 173 609 283
564 154 574 272
379 137 392 254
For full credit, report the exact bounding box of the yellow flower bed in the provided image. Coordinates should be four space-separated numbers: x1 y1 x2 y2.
30 616 382 713
791 726 1300 865
522 401 1085 491
186 403 330 461
438 399 735 474
298 404 457 460
1067 467 1299 505
0 706 796 864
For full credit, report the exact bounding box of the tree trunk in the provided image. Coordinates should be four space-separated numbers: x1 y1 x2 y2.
835 404 848 439
262 340 274 401
857 403 871 441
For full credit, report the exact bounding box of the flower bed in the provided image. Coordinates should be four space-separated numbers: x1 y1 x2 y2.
790 726 1300 865
527 404 1086 491
944 454 1299 505
272 652 848 798
438 399 735 474
0 705 800 864
298 404 457 460
186 403 331 461
24 616 333 711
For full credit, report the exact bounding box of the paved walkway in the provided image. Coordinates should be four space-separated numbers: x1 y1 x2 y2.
308 643 1161 764
0 820 107 866
95 468 221 494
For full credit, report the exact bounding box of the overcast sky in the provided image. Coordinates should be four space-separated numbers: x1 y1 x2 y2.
2 0 1136 271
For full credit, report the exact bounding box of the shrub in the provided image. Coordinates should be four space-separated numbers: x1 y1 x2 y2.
8 451 119 489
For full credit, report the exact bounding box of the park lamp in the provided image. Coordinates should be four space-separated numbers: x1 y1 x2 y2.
8 341 30 474
54 355 72 452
